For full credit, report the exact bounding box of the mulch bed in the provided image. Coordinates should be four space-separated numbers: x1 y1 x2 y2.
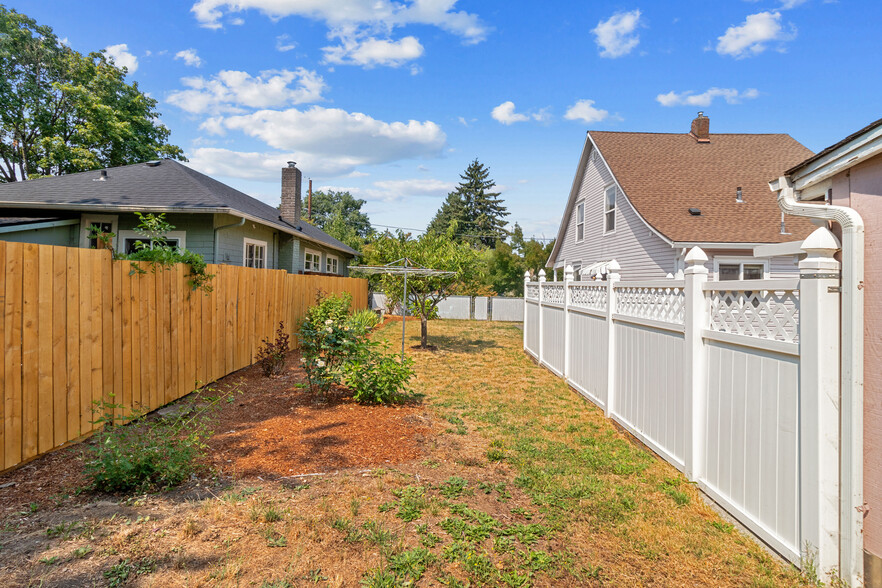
0 349 427 515
204 350 428 479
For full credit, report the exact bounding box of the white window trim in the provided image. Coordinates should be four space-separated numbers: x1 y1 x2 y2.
304 247 321 272
571 260 582 281
713 256 770 280
243 237 267 269
80 214 118 249
326 254 339 274
575 201 585 243
117 229 186 254
602 184 617 236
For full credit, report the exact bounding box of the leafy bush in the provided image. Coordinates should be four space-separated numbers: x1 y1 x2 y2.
344 342 414 404
346 308 381 334
299 292 363 394
84 396 219 492
256 322 290 377
299 292 413 403
115 213 214 292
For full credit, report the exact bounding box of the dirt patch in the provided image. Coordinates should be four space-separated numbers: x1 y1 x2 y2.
204 354 428 478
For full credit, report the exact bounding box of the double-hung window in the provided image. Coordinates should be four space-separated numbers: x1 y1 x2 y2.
604 185 616 233
575 202 585 242
717 260 766 281
304 248 321 272
243 238 267 269
326 255 339 274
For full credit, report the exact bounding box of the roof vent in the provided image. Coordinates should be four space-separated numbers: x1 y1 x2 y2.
736 186 743 203
688 207 702 216
287 161 297 168
145 160 161 167
93 169 108 182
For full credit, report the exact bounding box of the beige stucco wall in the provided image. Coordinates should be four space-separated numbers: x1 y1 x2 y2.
831 156 882 560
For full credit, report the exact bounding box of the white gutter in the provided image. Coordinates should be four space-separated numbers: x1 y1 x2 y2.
773 175 865 584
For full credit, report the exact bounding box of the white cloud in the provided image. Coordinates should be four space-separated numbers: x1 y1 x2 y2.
592 10 641 58
564 99 609 124
190 0 488 44
276 34 296 52
174 48 203 67
216 106 446 161
780 0 808 8
188 148 359 181
323 34 423 68
716 11 796 58
491 101 548 125
167 68 326 114
656 87 760 107
373 178 454 197
104 43 139 73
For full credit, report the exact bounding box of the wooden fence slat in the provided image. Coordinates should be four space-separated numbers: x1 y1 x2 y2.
89 252 104 429
21 243 39 460
37 246 54 454
101 251 113 413
52 247 67 446
0 241 5 468
4 242 23 469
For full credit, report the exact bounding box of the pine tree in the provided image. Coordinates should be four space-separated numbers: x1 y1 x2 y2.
427 159 509 248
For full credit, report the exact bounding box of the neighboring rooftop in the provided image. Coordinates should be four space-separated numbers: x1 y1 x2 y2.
0 159 358 256
589 116 816 244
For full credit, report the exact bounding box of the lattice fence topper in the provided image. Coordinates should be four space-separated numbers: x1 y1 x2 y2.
615 284 686 324
525 283 540 301
708 288 800 343
569 283 608 312
542 284 566 305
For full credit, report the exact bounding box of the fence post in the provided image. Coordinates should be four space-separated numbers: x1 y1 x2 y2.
564 265 573 380
683 246 708 480
797 227 841 574
538 269 546 366
604 260 620 418
523 272 530 350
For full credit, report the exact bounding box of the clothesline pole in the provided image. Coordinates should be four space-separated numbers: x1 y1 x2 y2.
401 257 408 361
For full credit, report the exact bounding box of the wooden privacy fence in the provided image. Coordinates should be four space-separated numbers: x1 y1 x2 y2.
0 241 368 472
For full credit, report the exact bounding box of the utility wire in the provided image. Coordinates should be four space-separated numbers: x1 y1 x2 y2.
370 223 554 242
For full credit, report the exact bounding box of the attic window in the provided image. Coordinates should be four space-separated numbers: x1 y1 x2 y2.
688 207 702 216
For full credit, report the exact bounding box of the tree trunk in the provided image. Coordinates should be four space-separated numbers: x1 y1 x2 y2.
420 315 428 348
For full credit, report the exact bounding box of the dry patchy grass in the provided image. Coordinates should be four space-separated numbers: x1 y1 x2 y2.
0 319 816 587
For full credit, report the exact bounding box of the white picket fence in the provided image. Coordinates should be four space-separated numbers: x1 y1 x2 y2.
524 238 843 574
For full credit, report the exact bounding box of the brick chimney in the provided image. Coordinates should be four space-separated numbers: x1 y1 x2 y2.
690 111 710 143
280 161 302 225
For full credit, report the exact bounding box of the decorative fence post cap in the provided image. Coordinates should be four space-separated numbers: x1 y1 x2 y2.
564 265 574 281
801 226 841 257
608 259 621 272
538 269 546 282
685 246 708 265
524 270 531 281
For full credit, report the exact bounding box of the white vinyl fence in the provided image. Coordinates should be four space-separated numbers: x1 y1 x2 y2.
524 236 843 575
371 293 524 322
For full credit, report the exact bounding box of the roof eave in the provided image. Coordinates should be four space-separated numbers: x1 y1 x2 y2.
784 122 882 195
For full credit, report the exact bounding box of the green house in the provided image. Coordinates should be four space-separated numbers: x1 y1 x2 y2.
0 160 358 275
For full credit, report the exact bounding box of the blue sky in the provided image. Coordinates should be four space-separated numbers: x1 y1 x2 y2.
16 0 882 240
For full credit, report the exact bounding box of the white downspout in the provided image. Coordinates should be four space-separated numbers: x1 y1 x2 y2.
776 176 865 584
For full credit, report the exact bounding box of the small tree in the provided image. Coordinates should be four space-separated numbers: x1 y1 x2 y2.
363 231 479 349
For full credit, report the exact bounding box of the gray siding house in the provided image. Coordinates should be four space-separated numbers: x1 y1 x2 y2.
548 114 817 281
0 160 357 275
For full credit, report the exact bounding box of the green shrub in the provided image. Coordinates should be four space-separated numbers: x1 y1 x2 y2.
84 397 218 493
299 292 363 394
346 309 380 334
344 342 414 404
256 322 290 377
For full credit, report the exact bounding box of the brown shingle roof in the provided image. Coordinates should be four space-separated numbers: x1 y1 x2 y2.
590 130 816 243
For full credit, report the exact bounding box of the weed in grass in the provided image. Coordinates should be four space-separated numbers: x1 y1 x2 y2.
39 556 60 565
28 502 39 513
260 580 293 588
420 459 441 468
711 520 734 534
390 485 428 522
439 476 472 499
500 568 532 587
377 501 395 513
360 567 399 587
182 518 200 537
501 523 548 546
71 546 93 559
521 549 555 572
223 486 261 502
511 507 533 520
493 536 516 553
104 560 133 587
486 448 506 462
263 505 284 522
46 521 81 540
437 572 468 587
307 568 328 582
387 547 435 581
661 478 690 506
420 532 442 548
350 496 361 518
362 520 394 548
261 527 288 548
